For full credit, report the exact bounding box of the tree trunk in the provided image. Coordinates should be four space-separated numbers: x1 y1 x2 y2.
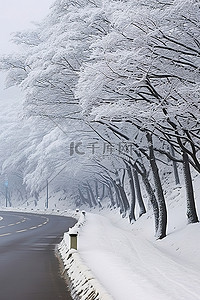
126 163 136 222
113 180 126 216
182 152 199 223
133 157 159 235
107 182 116 207
87 182 97 206
85 187 93 208
170 145 180 185
112 180 120 208
140 173 159 234
100 183 105 200
121 169 126 188
147 133 167 239
95 180 99 198
78 188 88 206
133 168 146 217
117 183 130 217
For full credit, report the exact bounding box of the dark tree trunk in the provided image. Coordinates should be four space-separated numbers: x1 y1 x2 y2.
170 145 180 185
100 183 105 200
147 133 167 239
107 182 116 207
121 169 126 188
87 182 97 206
125 163 136 222
85 187 93 208
140 173 159 234
132 152 159 234
113 180 126 216
95 180 99 198
78 188 89 206
182 152 199 223
133 168 146 217
112 180 120 208
117 183 130 216
132 157 159 235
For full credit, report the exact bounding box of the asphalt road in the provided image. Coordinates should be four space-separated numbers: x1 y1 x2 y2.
0 210 77 300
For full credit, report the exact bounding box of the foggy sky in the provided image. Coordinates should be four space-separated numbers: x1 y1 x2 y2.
0 0 54 101
0 0 54 54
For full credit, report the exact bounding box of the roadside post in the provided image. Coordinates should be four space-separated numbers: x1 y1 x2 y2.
69 228 78 250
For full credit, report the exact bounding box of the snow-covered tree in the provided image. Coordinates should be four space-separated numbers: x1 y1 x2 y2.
1 0 199 236
76 0 200 232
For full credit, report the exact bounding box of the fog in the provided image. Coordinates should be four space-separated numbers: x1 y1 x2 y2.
0 0 54 54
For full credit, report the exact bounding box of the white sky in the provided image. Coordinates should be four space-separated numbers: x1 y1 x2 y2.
0 0 54 54
0 0 54 100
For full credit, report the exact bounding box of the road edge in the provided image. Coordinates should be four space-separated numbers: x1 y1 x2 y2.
57 212 114 300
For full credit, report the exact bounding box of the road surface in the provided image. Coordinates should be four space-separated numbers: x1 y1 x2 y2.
0 210 76 300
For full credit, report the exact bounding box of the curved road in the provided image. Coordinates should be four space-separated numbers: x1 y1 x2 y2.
0 210 76 300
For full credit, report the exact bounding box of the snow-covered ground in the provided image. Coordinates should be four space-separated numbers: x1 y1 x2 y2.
75 178 200 300
1 175 200 300
77 210 200 300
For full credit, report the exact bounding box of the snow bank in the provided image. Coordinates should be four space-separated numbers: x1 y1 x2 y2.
77 209 200 300
58 211 114 300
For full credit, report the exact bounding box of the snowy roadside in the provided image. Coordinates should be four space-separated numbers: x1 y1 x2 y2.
58 211 114 300
77 210 200 300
